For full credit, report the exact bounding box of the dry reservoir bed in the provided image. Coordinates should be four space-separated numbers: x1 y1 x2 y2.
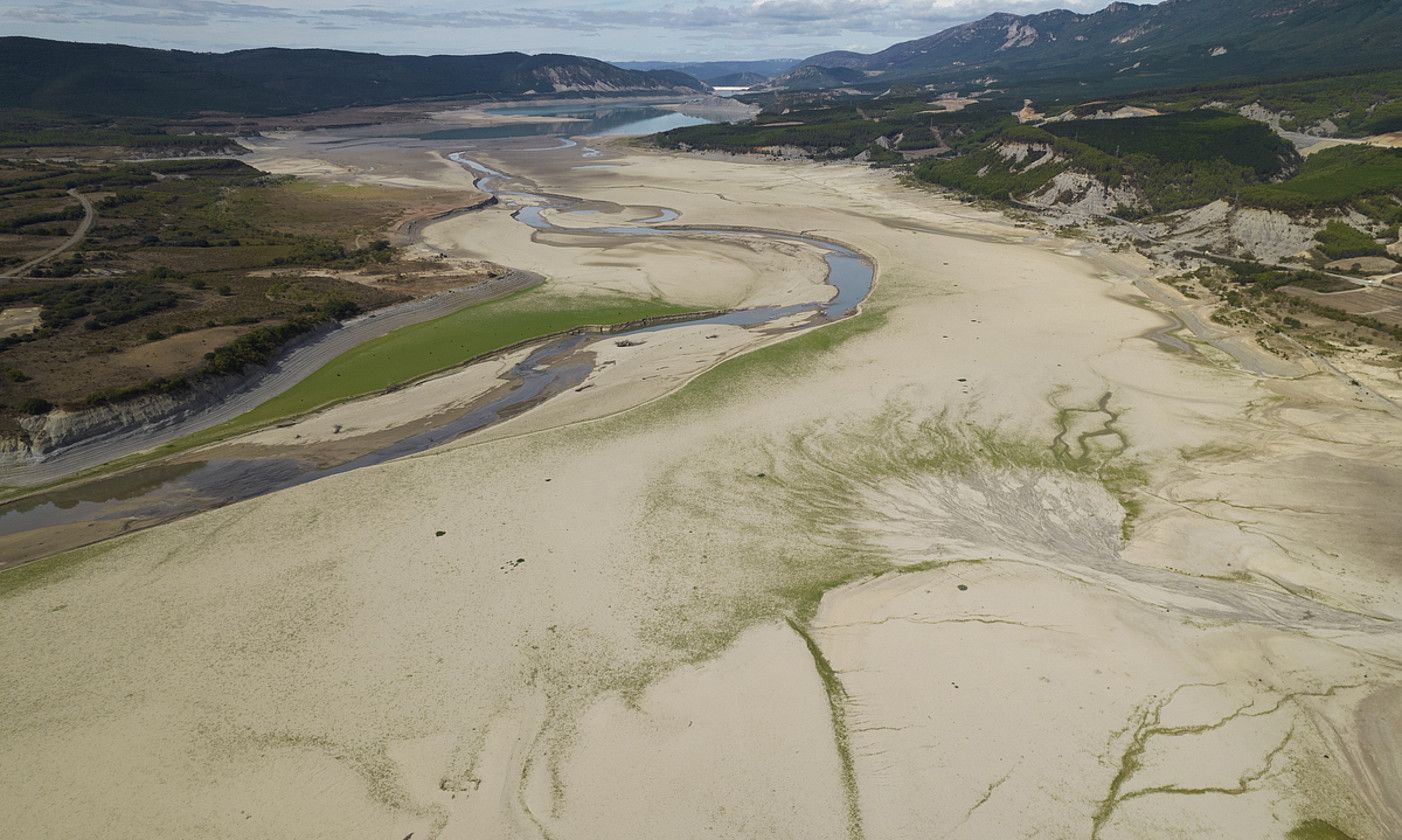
2 127 1400 840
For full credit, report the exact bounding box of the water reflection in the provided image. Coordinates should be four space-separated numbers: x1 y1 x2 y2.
421 102 711 140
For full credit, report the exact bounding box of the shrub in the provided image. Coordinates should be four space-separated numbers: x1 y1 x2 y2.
0 278 179 332
322 298 361 320
202 318 316 377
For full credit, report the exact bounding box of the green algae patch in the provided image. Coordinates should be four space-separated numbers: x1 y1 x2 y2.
0 538 122 598
788 617 865 840
676 305 890 408
634 400 1144 674
597 302 891 439
1288 820 1360 840
1047 389 1148 537
618 402 1146 840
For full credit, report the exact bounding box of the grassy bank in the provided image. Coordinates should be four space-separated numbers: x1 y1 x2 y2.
225 287 700 432
0 288 704 504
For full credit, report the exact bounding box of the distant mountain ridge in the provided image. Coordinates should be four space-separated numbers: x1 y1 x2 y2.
616 59 800 84
0 37 706 118
794 0 1402 89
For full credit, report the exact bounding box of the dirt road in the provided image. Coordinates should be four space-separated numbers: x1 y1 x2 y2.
0 189 95 280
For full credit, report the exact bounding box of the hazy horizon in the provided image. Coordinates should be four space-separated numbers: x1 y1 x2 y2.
0 0 1158 62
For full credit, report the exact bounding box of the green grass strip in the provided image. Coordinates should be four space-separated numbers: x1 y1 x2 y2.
225 287 698 431
0 288 701 503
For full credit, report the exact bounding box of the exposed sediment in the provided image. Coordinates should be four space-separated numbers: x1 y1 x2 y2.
2 123 1399 840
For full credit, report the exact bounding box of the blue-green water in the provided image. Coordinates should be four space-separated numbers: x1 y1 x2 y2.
420 102 711 140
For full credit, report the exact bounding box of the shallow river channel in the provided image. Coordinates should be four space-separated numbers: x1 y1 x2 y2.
0 144 874 565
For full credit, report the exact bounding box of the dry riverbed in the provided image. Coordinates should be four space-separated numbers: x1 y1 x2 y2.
2 124 1400 840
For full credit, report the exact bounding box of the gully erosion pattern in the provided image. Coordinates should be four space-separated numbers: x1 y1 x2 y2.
0 147 876 567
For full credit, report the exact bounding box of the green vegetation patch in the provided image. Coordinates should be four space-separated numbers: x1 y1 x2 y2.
659 111 889 158
0 158 477 420
1044 110 1293 175
914 111 1297 215
1286 819 1360 840
656 96 1018 160
1138 68 1402 138
1201 256 1355 294
589 395 1151 828
787 617 865 840
913 142 1069 203
1242 145 1402 213
0 275 179 332
210 289 701 433
619 303 891 432
0 109 233 152
1313 221 1386 260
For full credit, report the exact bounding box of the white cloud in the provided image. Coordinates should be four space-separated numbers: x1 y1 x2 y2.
0 0 1148 58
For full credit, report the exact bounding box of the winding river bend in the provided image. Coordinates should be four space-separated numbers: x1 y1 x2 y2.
0 146 875 567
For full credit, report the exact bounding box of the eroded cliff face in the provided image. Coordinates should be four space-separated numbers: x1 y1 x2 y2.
1155 200 1320 261
0 320 338 468
1024 169 1144 220
2 372 254 466
1230 101 1341 138
519 63 704 96
1150 201 1392 264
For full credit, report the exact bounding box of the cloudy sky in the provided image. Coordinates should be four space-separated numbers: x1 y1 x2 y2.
0 0 1139 61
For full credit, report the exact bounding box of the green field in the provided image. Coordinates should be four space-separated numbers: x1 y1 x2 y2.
0 109 233 151
209 288 701 434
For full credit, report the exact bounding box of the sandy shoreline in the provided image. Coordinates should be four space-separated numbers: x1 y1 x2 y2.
2 121 1400 840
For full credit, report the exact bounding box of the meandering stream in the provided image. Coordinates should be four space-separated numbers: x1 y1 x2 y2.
0 145 875 566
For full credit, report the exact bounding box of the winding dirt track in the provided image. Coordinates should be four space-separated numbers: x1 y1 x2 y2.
0 189 95 281
0 269 542 487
